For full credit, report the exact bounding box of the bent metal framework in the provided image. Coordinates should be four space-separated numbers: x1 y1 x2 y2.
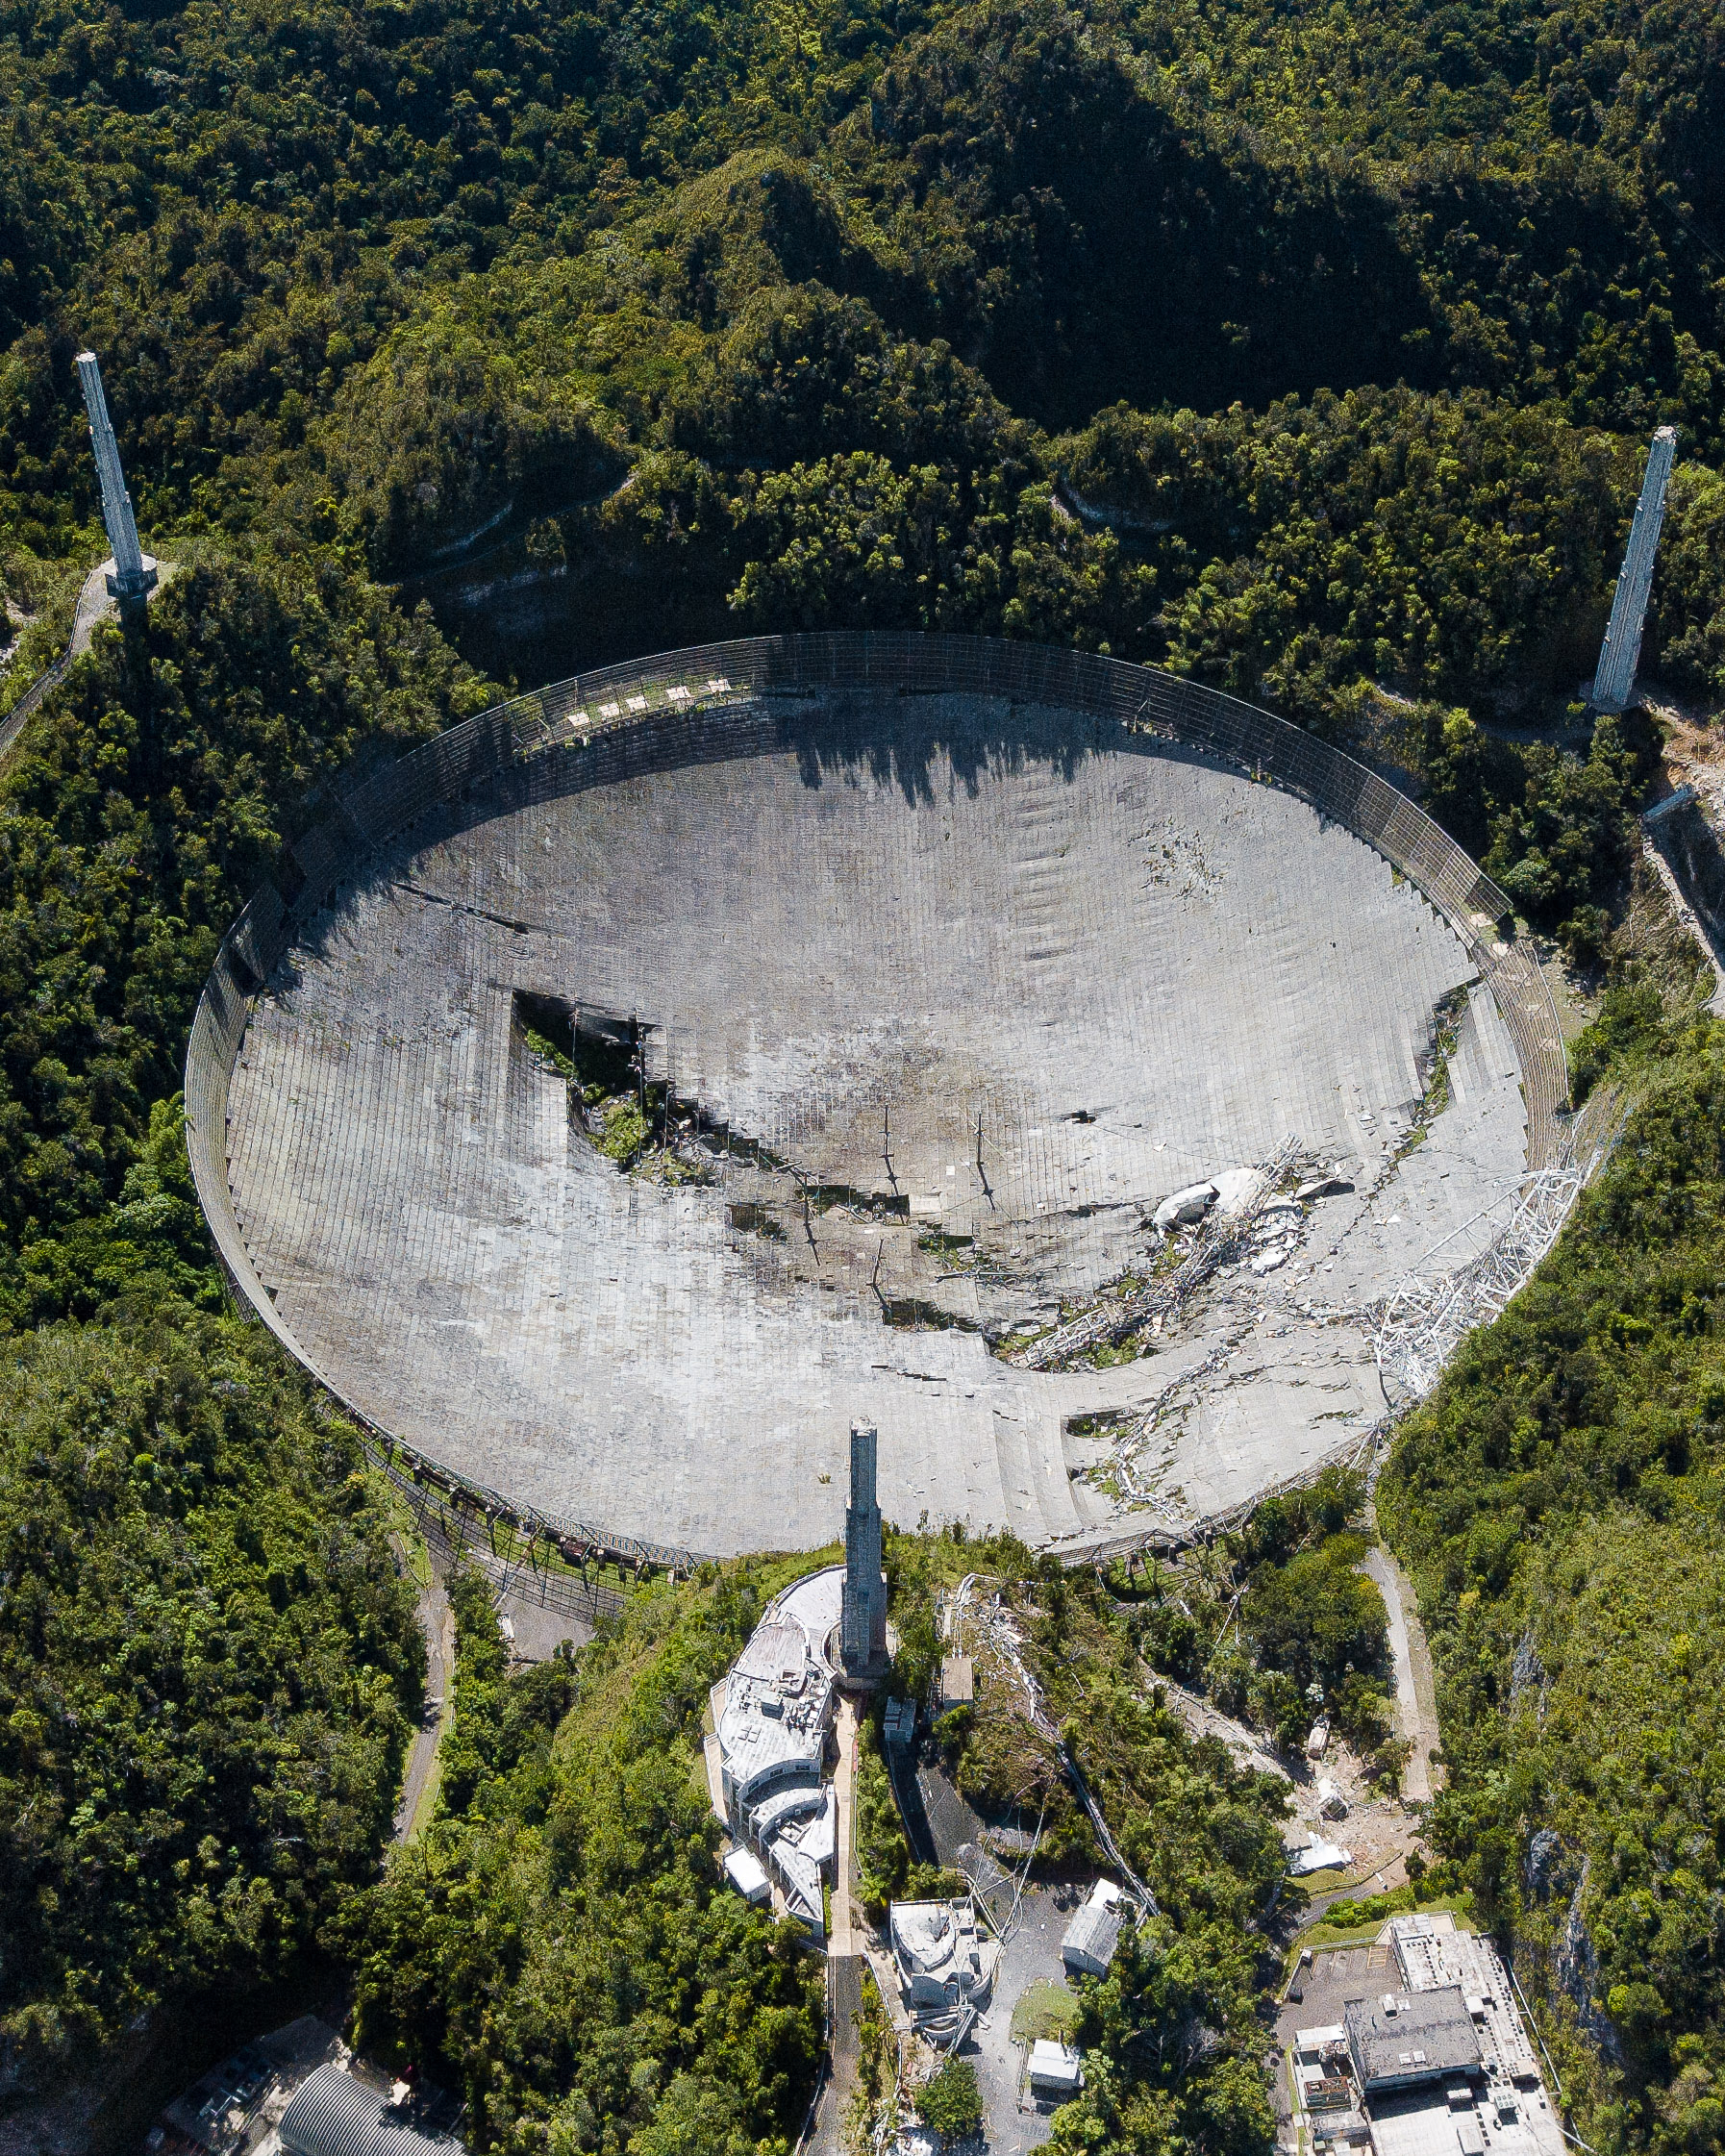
187 633 1575 1567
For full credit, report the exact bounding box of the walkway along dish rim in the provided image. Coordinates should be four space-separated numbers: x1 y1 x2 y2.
183 631 1571 1575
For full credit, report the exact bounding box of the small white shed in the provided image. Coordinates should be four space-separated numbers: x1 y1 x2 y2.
1029 2042 1084 2095
723 1846 770 1904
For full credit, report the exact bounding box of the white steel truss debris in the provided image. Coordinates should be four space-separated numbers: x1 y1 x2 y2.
1010 1136 1306 1371
1368 1162 1593 1409
1069 1107 1627 1552
1366 1086 1629 1432
945 1577 1159 1917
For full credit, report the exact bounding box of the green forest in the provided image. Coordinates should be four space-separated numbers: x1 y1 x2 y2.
341 1565 826 2156
2 0 1725 2145
1380 997 1725 2156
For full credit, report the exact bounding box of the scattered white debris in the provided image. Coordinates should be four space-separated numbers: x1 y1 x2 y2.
1250 1248 1289 1274
1154 1181 1218 1231
1291 1839 1352 1875
1211 1166 1264 1215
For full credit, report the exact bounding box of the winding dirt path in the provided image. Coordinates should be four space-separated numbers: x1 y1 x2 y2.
393 1571 454 1843
1361 1543 1442 1802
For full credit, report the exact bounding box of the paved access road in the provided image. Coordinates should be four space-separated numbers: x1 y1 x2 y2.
1360 1544 1441 1804
0 562 128 765
393 1572 453 1843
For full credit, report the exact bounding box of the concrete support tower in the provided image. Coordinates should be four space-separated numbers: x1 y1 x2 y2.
840 1421 888 1680
76 351 158 619
1589 424 1678 714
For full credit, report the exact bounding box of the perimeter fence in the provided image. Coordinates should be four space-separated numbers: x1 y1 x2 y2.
386 1462 627 1626
186 632 1571 1584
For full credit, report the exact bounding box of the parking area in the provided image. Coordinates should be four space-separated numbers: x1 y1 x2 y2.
1277 1940 1397 2049
962 1881 1072 2154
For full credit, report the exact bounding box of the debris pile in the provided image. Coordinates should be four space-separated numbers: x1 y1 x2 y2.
1010 1138 1306 1370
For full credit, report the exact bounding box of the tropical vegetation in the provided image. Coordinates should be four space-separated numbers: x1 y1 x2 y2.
1381 998 1725 2156
341 1562 825 2156
0 0 1723 2138
0 1314 422 2079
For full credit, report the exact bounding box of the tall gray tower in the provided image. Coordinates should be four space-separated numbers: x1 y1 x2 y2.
1589 424 1678 714
76 352 158 619
840 1421 888 1680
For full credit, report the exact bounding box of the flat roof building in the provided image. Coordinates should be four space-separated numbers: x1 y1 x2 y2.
938 1655 974 1709
1386 1916 1546 2091
1062 1881 1124 1977
723 1847 770 1904
1292 1916 1563 2156
1028 2042 1084 2095
1345 1987 1483 2097
713 1564 845 1940
158 2046 275 2155
715 1566 842 1815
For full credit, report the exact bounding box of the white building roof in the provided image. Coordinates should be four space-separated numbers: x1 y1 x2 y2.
716 1566 843 1805
1029 2042 1084 2092
724 1847 769 1901
1062 1880 1124 1973
890 1899 993 2003
1363 1914 1565 2156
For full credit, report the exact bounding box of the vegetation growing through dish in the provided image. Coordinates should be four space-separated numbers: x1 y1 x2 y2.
0 0 1723 2133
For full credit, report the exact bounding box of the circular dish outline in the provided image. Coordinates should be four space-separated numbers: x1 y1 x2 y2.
186 632 1567 1568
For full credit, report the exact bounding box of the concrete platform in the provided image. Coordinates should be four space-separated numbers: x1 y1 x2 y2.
221 690 1531 1556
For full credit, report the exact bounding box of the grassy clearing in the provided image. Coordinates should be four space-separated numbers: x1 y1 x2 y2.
1011 1980 1082 2043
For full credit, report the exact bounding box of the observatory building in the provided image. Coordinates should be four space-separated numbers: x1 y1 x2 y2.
712 1563 843 1938
187 635 1567 1564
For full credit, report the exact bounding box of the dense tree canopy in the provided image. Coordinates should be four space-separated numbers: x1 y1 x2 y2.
0 0 1723 2132
341 1564 825 2156
1381 1011 1725 2156
0 1314 422 2078
0 554 489 1309
3 0 1725 739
